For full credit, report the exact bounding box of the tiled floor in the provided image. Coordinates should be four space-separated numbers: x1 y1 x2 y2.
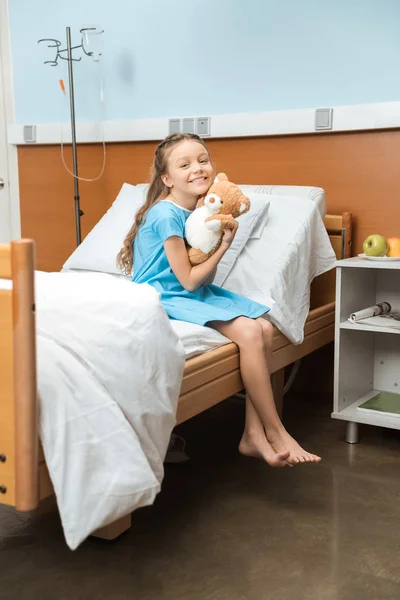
1 387 399 600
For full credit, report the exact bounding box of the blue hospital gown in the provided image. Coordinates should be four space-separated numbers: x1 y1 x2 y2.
132 200 269 326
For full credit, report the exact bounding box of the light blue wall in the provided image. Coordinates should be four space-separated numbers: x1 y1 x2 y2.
8 0 400 124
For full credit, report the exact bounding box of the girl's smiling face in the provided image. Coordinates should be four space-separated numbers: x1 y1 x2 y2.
162 140 214 199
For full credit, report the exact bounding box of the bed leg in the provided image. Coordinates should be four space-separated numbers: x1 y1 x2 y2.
92 514 132 541
271 368 285 418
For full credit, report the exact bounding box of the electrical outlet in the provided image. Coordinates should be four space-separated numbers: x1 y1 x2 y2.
315 108 333 131
23 125 37 143
169 119 181 134
196 117 210 136
182 118 195 134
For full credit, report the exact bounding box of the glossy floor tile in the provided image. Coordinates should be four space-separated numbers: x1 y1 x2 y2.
0 390 399 600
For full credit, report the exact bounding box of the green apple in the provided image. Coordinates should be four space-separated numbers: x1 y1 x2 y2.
363 234 389 257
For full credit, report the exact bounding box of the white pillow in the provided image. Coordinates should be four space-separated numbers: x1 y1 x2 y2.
62 183 146 275
238 184 327 218
63 184 269 282
213 193 270 287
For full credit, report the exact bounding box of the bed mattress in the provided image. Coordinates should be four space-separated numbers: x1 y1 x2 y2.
170 320 230 358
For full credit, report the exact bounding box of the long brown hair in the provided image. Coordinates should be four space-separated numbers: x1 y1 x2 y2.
117 133 210 275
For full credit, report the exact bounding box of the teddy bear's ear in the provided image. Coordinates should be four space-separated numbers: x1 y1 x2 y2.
239 196 250 214
215 173 228 183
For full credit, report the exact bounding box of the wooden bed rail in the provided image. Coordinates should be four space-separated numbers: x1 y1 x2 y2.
0 239 38 511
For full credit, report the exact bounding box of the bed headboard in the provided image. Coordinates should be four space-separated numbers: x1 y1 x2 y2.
324 213 352 260
310 212 352 309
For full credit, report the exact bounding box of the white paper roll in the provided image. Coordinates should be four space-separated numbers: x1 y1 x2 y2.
349 302 391 323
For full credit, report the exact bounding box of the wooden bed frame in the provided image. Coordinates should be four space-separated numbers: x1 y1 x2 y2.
0 212 352 541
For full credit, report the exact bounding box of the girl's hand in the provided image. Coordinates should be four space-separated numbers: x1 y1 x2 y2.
221 220 238 245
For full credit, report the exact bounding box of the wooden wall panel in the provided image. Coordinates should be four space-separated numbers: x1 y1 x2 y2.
18 142 157 271
18 130 400 272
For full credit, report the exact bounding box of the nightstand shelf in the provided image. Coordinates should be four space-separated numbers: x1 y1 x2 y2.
332 389 400 430
333 258 400 443
339 320 400 335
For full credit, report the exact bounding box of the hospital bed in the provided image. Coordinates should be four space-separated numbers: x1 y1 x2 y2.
0 184 352 545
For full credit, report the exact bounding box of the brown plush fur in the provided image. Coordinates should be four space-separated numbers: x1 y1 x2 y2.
188 173 250 265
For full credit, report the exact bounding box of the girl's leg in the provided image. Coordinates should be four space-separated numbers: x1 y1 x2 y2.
257 318 320 464
239 393 290 467
210 317 320 465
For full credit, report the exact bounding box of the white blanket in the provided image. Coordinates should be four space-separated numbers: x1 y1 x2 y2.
218 196 336 344
35 271 185 550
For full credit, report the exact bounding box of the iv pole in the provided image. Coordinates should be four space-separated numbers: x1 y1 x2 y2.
66 27 82 246
38 26 104 246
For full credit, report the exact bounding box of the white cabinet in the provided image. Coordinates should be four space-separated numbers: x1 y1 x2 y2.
333 258 400 443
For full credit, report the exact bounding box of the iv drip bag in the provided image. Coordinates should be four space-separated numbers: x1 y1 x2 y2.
81 25 104 62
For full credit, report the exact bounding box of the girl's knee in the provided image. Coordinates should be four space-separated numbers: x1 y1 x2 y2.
235 319 264 348
259 318 273 339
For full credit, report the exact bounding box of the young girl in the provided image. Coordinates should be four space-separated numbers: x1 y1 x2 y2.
118 133 321 467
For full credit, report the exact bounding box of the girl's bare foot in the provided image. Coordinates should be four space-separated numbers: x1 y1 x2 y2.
239 431 290 467
266 427 321 466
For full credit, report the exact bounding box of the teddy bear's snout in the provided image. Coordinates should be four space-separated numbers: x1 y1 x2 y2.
205 193 222 212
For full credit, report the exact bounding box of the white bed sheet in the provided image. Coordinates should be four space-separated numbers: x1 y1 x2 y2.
170 320 230 358
34 271 185 550
59 270 232 359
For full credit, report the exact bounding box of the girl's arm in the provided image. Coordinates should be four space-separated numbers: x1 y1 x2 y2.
202 266 217 286
164 225 238 292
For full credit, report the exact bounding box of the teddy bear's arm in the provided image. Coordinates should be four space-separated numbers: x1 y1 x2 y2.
205 219 222 232
205 214 237 230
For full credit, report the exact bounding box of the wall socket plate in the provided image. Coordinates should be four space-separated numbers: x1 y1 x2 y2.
182 118 195 134
196 117 210 136
315 108 333 131
23 125 37 143
168 116 211 136
169 119 181 134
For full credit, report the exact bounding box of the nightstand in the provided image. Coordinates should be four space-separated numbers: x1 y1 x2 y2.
332 257 400 443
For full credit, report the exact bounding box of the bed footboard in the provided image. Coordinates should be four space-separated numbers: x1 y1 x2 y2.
0 240 38 511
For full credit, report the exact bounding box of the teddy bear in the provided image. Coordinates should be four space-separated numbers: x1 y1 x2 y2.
185 173 250 265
